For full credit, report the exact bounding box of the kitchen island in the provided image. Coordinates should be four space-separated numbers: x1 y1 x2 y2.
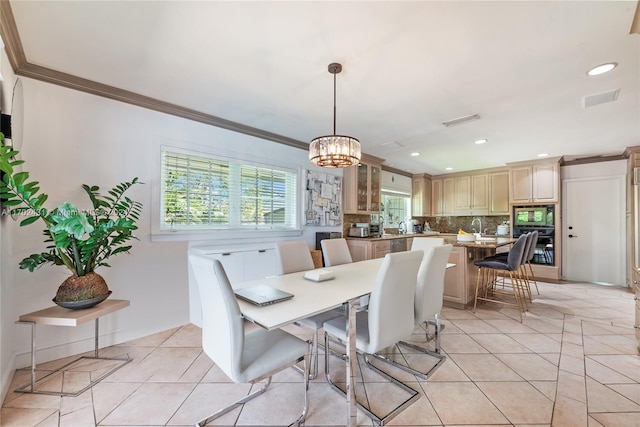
346 233 516 309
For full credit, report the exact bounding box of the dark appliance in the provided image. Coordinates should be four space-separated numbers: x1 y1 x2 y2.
315 231 342 251
369 223 382 238
512 205 555 266
390 238 407 253
513 205 553 227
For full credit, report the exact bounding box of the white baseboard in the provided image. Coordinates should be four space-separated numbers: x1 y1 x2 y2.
1 352 17 406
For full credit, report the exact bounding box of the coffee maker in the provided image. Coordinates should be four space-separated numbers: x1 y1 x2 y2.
409 219 422 234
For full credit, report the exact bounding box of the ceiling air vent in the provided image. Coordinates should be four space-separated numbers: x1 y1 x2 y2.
379 141 404 149
442 114 481 127
583 89 619 108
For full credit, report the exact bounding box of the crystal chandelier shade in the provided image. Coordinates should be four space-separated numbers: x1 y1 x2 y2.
309 63 361 168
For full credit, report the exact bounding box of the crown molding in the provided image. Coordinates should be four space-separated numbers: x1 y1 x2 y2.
0 0 308 152
0 0 390 169
0 0 26 70
0 0 396 168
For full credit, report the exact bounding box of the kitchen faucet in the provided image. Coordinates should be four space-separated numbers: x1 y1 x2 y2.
471 217 482 234
398 221 405 234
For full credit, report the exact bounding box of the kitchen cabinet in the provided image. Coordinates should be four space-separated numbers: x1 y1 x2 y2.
382 170 412 193
346 239 390 262
443 246 489 309
634 268 640 352
373 240 391 258
406 237 414 250
208 248 276 283
412 173 432 216
489 171 510 215
431 177 455 216
454 174 488 216
189 246 277 327
343 159 382 214
443 247 466 306
509 160 559 203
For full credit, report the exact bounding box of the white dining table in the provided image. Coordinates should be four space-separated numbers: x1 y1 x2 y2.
234 257 455 427
235 258 382 427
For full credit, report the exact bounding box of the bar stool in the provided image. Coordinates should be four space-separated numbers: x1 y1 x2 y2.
523 230 540 295
484 232 534 302
473 233 529 321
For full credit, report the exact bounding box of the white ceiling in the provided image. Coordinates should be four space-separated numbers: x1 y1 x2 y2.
8 0 640 175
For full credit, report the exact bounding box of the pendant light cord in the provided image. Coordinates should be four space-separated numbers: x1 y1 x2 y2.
333 71 337 135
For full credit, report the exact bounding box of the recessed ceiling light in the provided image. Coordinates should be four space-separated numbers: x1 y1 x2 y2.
537 153 549 157
445 167 453 171
474 139 488 145
410 152 420 157
587 62 617 76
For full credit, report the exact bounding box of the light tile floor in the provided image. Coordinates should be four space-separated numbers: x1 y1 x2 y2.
2 280 639 426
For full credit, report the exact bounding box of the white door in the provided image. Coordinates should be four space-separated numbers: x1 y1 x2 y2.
562 175 625 285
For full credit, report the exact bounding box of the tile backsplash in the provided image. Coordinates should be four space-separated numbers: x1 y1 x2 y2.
414 215 510 234
344 213 510 235
342 214 372 236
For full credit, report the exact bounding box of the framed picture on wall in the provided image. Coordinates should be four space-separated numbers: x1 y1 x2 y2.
304 170 342 226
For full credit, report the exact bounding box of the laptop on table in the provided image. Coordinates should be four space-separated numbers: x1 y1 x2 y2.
234 284 294 307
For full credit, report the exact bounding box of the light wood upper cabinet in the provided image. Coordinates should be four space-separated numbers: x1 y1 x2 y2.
432 179 443 216
509 160 559 203
343 160 382 214
454 174 488 216
443 178 455 216
510 166 534 203
454 176 471 214
412 174 431 216
489 171 510 215
432 178 455 216
533 163 557 202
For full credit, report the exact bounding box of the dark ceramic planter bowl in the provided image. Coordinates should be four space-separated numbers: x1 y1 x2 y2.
53 291 112 310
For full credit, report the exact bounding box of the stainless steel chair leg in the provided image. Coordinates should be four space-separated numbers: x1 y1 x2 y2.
324 332 420 426
395 315 447 379
196 341 311 427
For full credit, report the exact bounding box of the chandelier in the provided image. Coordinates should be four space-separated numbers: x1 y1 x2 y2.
309 63 361 168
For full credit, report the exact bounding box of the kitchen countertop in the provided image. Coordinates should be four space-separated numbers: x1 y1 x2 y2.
346 233 516 249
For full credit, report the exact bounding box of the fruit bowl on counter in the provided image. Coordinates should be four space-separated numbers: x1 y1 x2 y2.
456 234 476 242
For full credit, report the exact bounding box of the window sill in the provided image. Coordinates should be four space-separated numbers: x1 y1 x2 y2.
151 228 303 243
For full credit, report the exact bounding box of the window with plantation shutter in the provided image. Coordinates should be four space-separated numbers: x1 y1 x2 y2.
161 148 298 231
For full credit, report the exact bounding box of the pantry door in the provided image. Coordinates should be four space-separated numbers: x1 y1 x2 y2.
562 175 625 286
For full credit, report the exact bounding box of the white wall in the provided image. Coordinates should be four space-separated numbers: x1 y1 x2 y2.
0 59 341 398
561 159 627 180
0 39 14 400
381 170 411 194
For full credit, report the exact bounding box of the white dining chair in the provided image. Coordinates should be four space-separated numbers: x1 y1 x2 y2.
320 237 370 308
323 250 423 425
410 236 444 252
410 237 446 337
275 240 315 274
188 254 311 427
320 238 353 266
398 243 453 379
274 240 343 379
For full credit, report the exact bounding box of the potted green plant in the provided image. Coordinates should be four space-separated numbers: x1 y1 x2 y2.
0 133 142 308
